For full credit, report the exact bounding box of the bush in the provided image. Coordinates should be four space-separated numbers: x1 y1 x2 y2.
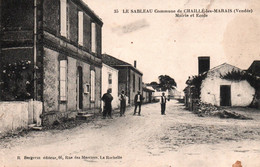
0 60 34 101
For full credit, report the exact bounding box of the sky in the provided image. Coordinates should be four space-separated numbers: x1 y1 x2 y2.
84 0 260 90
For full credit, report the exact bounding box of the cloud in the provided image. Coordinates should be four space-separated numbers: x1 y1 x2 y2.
111 19 149 35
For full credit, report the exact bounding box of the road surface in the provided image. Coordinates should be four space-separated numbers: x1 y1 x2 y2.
1 100 260 167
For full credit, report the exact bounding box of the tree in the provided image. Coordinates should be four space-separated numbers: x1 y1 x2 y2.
148 81 160 91
158 75 177 91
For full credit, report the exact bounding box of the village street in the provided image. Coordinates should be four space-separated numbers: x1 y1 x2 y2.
1 100 260 167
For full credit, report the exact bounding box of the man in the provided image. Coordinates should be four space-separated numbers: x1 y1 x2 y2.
101 89 113 119
134 91 143 116
160 92 167 115
119 90 127 117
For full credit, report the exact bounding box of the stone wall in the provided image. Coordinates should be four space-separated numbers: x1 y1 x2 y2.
0 100 42 135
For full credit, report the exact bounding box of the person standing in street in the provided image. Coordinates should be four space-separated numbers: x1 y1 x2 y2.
160 92 167 115
101 89 113 119
133 91 143 116
119 90 127 117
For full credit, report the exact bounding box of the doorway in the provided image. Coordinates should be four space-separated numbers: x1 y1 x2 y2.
77 66 83 110
220 85 231 106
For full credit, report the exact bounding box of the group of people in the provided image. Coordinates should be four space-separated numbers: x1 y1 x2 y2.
101 89 169 119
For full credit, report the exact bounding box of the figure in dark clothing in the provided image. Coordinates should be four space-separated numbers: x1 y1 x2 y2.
160 92 168 115
133 91 144 116
101 89 113 119
119 90 127 117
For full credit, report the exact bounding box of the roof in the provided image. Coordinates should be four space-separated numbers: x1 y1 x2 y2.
208 63 242 73
143 86 155 92
73 0 103 26
102 54 131 66
102 54 143 75
248 60 260 76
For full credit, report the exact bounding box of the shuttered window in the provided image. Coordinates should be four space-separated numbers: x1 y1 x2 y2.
91 70 95 101
91 22 96 53
78 11 83 45
60 0 67 37
60 60 67 101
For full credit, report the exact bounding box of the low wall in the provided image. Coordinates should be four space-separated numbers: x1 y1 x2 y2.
0 100 42 135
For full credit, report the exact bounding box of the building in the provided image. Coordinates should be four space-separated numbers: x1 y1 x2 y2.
102 54 143 105
200 63 255 107
102 63 119 109
142 86 155 103
0 0 103 125
248 60 260 77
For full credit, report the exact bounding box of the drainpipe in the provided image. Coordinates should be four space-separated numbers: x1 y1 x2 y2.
33 0 37 101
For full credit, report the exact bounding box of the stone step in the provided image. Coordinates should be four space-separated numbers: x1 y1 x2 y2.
76 113 94 120
77 111 88 116
32 126 43 131
28 124 37 128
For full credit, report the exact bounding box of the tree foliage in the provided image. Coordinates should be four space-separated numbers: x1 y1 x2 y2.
148 75 177 91
158 75 177 91
220 70 260 90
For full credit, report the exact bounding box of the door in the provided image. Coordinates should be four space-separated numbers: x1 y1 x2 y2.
220 85 231 106
77 66 83 110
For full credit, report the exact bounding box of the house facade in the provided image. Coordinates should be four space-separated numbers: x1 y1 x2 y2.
0 0 103 125
102 54 143 105
200 63 255 107
102 63 119 109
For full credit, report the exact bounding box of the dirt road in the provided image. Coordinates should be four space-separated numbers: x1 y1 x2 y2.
1 100 260 167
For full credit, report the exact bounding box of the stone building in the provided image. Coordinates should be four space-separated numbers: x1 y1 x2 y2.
102 54 143 105
200 63 255 107
0 0 103 125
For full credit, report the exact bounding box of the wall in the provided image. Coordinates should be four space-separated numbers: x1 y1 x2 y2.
201 64 255 106
43 47 101 113
0 100 42 135
129 69 143 105
102 64 119 109
43 47 59 112
42 0 102 56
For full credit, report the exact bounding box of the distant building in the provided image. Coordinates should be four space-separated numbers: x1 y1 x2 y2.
102 54 143 105
102 63 119 109
142 86 155 103
0 0 103 125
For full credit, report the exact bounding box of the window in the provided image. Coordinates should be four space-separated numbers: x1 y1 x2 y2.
91 22 96 53
78 11 83 45
133 74 135 92
108 73 112 92
60 60 67 101
139 77 141 91
91 70 95 101
60 0 67 37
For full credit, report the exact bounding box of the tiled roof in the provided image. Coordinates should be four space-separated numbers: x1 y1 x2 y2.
102 54 143 75
102 54 131 66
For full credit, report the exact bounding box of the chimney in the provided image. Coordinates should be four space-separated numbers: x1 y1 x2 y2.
134 60 137 68
198 56 210 75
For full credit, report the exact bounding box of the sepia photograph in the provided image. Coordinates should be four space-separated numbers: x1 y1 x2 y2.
0 0 260 166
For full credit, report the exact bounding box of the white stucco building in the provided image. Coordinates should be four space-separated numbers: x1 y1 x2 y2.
200 63 255 107
102 63 119 109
